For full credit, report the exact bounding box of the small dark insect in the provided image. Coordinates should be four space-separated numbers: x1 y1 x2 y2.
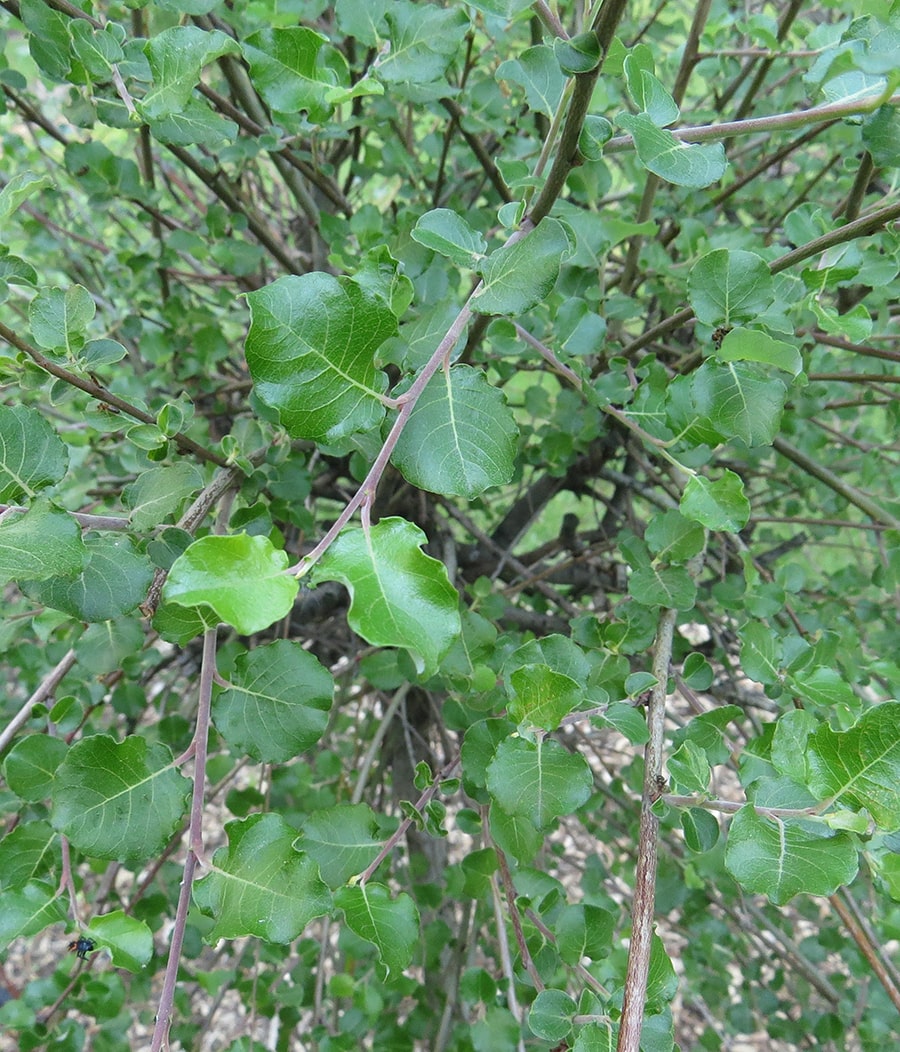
68 936 95 960
654 773 669 794
711 325 732 350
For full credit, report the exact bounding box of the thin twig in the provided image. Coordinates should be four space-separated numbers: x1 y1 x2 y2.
831 890 900 1012
616 606 677 1052
356 754 461 884
623 198 900 356
0 648 77 757
603 91 900 155
494 845 544 990
772 436 899 528
150 627 218 1051
0 322 229 468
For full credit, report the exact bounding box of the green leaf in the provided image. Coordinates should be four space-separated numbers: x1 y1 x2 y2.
497 45 565 118
18 0 71 78
76 618 145 676
507 665 581 730
625 59 679 127
771 710 818 781
486 736 592 829
689 249 775 326
140 27 240 120
472 219 573 315
243 27 338 115
69 22 124 78
335 882 419 976
28 284 95 355
682 652 713 690
740 622 781 686
617 114 727 187
529 988 577 1042
789 666 859 709
668 740 711 793
680 471 750 532
505 634 591 686
489 806 543 863
715 328 803 376
152 601 217 645
690 360 787 447
376 3 469 87
213 640 333 763
0 882 67 953
51 736 190 863
323 75 384 106
0 403 65 498
671 706 742 765
0 171 52 222
0 821 57 886
579 115 614 160
81 338 128 370
600 701 649 745
0 500 86 584
681 808 720 853
391 365 518 498
646 934 679 1006
862 105 900 166
555 32 602 75
335 0 389 46
147 102 238 148
806 702 900 831
194 814 332 942
555 903 615 964
163 534 299 635
245 273 394 442
88 911 153 972
629 564 697 610
123 463 203 531
645 509 705 563
0 251 38 290
725 805 858 905
3 736 67 802
296 803 382 887
313 517 461 677
629 663 661 694
156 0 222 13
22 534 153 622
465 0 532 16
411 209 487 269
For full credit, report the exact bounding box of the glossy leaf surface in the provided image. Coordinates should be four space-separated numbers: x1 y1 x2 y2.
213 640 333 763
314 517 460 676
391 365 518 498
245 273 394 442
334 882 419 977
51 736 190 863
163 534 298 635
194 814 332 942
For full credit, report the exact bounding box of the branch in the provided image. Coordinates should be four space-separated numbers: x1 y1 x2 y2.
0 322 229 468
772 436 900 529
529 0 629 225
294 302 475 573
494 845 544 990
439 97 513 202
616 606 678 1052
150 627 217 1052
356 754 461 885
830 891 900 1014
622 198 900 356
164 145 303 274
604 92 900 155
0 649 77 757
